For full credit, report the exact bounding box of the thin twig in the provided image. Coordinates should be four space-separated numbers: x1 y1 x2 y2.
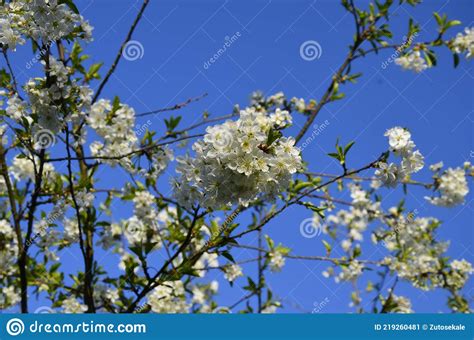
92 0 150 103
136 93 208 117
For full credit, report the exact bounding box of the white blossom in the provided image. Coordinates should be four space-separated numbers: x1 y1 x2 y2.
375 162 399 187
395 51 429 73
62 297 88 313
10 155 56 182
173 107 303 210
426 167 469 207
223 264 243 282
335 261 363 282
452 27 474 59
147 281 189 313
384 127 412 152
269 250 285 272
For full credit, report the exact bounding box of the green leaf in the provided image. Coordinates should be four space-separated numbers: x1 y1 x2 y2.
165 116 182 132
445 20 461 29
433 12 443 27
0 69 11 88
301 202 326 218
221 251 235 263
265 235 275 250
85 62 103 81
330 92 345 101
322 240 332 256
343 141 355 156
453 53 460 68
60 0 80 14
424 50 437 67
244 277 258 292
266 128 282 147
293 181 313 192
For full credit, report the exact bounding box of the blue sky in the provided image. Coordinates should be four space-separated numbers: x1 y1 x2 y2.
6 0 473 313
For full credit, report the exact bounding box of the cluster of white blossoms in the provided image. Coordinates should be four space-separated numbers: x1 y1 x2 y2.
447 259 473 290
323 184 382 253
61 296 88 313
147 281 189 313
173 107 303 210
395 51 429 73
63 218 79 243
335 261 363 283
0 286 21 308
269 250 286 272
223 264 244 282
5 55 93 147
190 282 219 310
375 127 424 187
452 27 474 59
380 292 413 313
121 190 163 247
10 155 56 183
137 146 174 181
88 99 138 168
0 219 18 301
381 214 449 290
426 166 469 207
0 0 92 50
